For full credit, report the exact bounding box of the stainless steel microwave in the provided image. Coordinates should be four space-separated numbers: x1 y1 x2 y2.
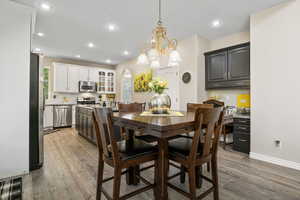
79 81 97 93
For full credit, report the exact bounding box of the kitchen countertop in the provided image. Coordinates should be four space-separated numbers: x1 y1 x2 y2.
45 103 77 106
232 113 250 119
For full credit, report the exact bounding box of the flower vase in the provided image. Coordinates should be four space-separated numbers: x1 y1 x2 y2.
149 93 171 114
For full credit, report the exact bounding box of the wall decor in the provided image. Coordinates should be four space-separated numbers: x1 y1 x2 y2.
182 72 191 83
134 70 153 92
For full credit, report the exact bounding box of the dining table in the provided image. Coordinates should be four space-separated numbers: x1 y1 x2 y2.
113 111 199 200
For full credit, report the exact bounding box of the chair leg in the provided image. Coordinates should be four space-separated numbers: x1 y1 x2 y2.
188 167 197 200
96 160 104 200
211 157 219 200
195 166 203 189
223 130 226 150
207 162 210 172
113 168 122 200
180 165 186 183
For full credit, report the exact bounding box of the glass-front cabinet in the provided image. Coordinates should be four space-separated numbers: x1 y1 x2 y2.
97 70 116 94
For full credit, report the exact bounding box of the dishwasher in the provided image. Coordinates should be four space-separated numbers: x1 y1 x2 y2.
53 105 72 128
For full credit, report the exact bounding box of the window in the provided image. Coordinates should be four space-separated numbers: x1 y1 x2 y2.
122 69 133 103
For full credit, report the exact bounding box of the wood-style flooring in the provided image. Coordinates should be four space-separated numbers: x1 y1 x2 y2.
23 128 300 200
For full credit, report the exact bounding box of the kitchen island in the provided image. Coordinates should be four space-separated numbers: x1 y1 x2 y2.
75 105 120 144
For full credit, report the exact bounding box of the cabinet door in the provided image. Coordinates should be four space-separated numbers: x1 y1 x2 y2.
228 45 250 80
206 51 228 82
43 106 53 128
79 68 89 81
98 70 106 93
88 68 99 82
106 71 115 93
53 63 69 92
68 66 80 93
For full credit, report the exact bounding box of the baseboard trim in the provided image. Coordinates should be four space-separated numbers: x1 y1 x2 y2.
250 152 300 171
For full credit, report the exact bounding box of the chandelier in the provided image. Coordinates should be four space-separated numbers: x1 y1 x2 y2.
137 0 181 68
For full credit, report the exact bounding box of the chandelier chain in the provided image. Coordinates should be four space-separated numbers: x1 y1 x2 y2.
158 0 162 25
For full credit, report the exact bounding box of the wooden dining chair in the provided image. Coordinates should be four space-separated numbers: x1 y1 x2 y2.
176 103 214 185
167 107 224 200
118 103 157 143
92 108 159 200
203 99 232 149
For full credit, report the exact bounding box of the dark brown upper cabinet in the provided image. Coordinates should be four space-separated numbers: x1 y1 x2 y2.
207 51 228 82
205 42 250 89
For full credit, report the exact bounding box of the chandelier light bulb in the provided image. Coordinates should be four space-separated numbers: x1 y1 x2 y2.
168 50 181 66
148 48 159 62
150 60 160 68
137 53 149 65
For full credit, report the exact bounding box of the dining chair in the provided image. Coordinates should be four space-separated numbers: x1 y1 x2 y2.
203 99 232 149
176 103 214 185
167 107 224 200
118 103 157 143
92 108 159 200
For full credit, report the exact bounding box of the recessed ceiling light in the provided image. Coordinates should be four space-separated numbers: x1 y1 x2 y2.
106 23 118 32
37 32 44 37
41 3 51 11
34 48 41 52
88 42 95 48
75 55 81 58
106 59 112 64
211 20 221 28
123 50 130 56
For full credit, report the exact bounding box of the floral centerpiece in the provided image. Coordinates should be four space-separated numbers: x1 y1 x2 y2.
148 78 171 114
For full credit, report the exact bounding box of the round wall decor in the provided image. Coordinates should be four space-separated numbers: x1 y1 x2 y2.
182 72 191 83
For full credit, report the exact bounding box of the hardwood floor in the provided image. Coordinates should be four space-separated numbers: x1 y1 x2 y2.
23 128 300 200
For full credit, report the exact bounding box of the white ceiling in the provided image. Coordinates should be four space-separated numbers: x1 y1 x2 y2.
14 0 287 65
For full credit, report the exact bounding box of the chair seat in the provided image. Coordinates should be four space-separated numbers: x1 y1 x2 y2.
114 138 158 160
168 137 203 158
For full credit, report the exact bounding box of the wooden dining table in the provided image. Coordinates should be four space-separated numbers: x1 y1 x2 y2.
113 111 199 200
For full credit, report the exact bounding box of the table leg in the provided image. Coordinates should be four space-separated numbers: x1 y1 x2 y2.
125 129 140 185
156 138 169 200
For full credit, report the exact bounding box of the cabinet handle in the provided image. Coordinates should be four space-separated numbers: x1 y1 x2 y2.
239 139 248 142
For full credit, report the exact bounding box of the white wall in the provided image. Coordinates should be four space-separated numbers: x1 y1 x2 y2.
209 32 250 51
0 1 33 178
250 0 300 169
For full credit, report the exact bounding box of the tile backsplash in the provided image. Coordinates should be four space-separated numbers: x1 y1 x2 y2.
207 89 250 107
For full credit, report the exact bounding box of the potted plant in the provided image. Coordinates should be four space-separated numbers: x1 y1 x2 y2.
148 78 171 114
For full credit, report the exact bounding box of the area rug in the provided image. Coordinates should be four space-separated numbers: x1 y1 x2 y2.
0 177 22 200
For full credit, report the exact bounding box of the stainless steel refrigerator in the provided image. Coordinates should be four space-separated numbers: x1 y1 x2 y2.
29 53 44 170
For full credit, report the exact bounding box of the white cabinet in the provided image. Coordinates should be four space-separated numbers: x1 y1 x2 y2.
79 68 89 81
97 70 116 94
68 65 80 93
53 63 69 93
43 106 53 128
53 62 116 94
89 68 99 82
53 63 80 93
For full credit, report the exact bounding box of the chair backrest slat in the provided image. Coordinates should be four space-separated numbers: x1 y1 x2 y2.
203 99 225 108
187 103 214 112
93 108 120 163
118 103 144 113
